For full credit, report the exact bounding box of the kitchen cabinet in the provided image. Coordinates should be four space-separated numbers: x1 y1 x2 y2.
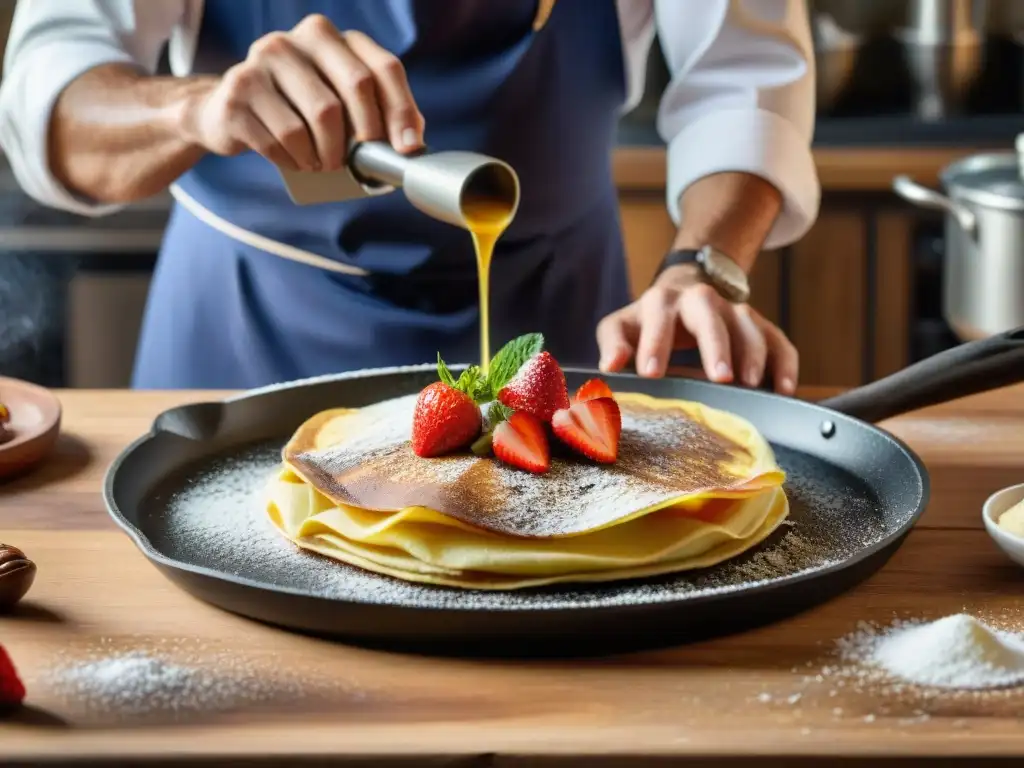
616 148 924 388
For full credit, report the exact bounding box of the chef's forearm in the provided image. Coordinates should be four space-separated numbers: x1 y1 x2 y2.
48 64 215 204
671 172 783 274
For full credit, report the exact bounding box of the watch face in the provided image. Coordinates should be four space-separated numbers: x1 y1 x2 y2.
702 246 751 303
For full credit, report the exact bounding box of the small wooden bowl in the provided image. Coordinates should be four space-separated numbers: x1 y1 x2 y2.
0 377 62 481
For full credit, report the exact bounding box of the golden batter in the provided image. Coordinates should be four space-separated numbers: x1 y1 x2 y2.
463 198 513 372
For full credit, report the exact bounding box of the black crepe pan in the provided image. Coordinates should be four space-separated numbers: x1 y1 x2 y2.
104 328 1024 657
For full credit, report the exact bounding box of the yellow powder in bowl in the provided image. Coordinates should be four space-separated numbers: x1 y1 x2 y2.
997 499 1024 538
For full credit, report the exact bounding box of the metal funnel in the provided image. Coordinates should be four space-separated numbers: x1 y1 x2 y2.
348 141 520 230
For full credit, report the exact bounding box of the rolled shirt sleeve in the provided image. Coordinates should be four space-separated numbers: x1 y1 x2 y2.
655 0 820 249
0 0 185 216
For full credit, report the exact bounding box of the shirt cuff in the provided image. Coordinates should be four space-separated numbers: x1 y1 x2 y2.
0 42 135 217
664 108 820 250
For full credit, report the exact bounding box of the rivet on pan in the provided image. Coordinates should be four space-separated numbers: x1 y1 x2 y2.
820 420 836 439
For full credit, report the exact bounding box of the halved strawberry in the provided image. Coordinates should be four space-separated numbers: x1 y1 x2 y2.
492 411 550 474
0 644 25 710
574 378 614 403
552 397 622 464
497 351 569 422
412 382 482 458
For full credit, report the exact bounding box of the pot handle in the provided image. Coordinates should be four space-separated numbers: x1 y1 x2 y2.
892 175 977 236
821 327 1024 423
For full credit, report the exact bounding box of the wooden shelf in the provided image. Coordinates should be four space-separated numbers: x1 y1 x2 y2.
613 145 984 193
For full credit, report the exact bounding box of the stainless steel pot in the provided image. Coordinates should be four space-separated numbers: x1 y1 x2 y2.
893 135 1024 341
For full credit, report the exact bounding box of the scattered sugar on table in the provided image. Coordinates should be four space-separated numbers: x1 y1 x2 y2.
754 613 1024 725
843 614 1024 691
41 641 360 723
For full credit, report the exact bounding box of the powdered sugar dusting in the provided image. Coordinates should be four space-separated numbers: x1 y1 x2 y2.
125 439 893 612
301 395 414 458
286 394 756 537
40 639 358 725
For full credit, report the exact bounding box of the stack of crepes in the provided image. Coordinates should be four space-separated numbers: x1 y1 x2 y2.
266 392 788 590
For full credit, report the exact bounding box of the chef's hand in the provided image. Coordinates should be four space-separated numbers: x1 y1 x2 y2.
181 14 424 171
596 264 799 395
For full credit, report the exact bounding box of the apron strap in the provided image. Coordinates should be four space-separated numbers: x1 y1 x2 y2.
168 182 371 277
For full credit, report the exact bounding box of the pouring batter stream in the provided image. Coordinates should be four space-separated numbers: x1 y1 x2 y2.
462 198 514 372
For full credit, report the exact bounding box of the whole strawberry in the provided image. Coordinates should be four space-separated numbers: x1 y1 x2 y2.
0 644 25 711
411 356 486 458
412 382 482 458
497 351 569 423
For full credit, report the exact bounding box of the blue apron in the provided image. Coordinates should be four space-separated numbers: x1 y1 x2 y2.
132 0 631 389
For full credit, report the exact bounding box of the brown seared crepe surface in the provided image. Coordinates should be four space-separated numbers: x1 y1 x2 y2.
283 393 780 539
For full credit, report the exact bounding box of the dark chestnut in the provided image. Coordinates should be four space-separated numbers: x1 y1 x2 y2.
0 544 36 610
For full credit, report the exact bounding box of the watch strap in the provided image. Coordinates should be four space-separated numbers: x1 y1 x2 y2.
653 245 750 304
654 248 702 280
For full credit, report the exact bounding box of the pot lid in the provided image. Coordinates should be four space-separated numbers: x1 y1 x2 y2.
939 135 1024 211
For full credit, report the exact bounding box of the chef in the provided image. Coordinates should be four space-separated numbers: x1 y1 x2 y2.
0 0 819 392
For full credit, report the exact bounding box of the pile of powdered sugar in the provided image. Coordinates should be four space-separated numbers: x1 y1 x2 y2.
759 613 1024 717
838 614 1024 691
748 614 1024 732
133 435 889 612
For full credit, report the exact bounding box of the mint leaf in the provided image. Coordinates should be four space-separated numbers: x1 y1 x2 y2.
459 365 495 403
488 401 514 425
437 353 457 388
470 373 493 403
455 367 477 392
487 333 544 397
438 359 493 404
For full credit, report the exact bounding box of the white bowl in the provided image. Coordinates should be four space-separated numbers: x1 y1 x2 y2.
982 483 1024 568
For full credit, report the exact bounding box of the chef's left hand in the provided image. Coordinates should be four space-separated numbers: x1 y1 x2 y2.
596 264 799 395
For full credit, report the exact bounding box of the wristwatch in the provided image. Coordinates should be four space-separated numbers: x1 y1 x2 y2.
654 244 751 304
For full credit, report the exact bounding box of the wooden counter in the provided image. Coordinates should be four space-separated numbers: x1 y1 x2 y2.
3 387 1024 765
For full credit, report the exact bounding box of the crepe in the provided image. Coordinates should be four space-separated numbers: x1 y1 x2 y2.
266 392 788 589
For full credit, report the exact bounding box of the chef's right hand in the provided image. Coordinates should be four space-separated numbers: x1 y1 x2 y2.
181 14 425 171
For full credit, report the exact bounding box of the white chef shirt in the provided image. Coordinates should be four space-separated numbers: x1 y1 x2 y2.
0 0 819 249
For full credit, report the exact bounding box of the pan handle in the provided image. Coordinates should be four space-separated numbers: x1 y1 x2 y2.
152 401 225 441
820 327 1024 423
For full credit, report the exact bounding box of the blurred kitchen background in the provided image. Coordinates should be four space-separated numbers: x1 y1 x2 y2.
1 0 1023 389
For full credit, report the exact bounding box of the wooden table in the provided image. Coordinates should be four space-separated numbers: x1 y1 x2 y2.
3 387 1024 766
